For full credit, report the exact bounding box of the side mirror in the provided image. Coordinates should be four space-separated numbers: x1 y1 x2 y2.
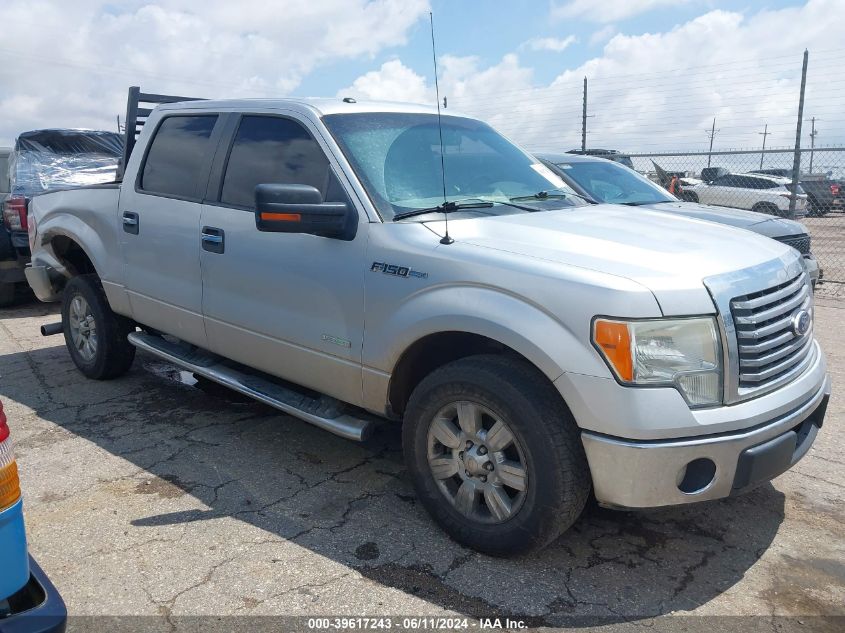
255 183 357 240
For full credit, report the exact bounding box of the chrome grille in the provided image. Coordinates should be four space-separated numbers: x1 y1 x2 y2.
775 234 811 255
730 272 813 390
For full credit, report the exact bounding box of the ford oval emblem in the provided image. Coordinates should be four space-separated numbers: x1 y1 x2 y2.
792 309 811 337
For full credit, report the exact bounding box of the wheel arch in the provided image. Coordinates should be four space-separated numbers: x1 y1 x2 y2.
368 285 611 417
36 220 132 316
49 233 98 277
387 331 530 416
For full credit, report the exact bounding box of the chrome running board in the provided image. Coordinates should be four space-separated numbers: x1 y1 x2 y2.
128 332 378 441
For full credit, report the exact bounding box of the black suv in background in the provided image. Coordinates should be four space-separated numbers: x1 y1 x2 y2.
0 146 21 306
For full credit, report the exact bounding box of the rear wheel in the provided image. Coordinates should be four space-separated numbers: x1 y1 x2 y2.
62 274 136 379
403 355 591 556
752 202 783 217
0 283 14 308
680 191 698 203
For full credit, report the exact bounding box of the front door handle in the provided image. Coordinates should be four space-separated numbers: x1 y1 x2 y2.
122 211 139 235
201 226 224 254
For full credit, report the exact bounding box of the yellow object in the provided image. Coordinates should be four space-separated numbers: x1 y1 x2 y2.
593 320 633 381
0 460 21 511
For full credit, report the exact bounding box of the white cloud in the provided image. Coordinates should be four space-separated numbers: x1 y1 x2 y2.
589 25 617 46
551 0 693 24
339 59 431 104
520 35 578 53
337 53 535 110
339 0 845 158
0 0 430 144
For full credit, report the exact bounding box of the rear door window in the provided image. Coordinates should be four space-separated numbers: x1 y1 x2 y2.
712 175 735 187
750 178 779 190
140 115 218 199
220 115 337 209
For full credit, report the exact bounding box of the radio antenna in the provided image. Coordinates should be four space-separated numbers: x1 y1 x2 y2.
429 11 453 245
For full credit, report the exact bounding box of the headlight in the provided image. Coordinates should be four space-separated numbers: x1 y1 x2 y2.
592 317 723 407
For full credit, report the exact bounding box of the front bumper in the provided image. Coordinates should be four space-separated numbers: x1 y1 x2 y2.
581 372 830 509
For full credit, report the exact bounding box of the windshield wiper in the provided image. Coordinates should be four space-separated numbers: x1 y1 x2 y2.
620 200 672 206
393 199 493 221
392 197 544 220
510 189 596 204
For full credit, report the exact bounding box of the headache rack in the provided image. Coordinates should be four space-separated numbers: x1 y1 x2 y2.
118 86 204 179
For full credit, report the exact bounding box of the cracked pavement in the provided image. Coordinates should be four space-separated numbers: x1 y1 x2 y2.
0 296 843 631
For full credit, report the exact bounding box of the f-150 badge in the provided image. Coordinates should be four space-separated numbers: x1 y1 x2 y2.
371 262 428 279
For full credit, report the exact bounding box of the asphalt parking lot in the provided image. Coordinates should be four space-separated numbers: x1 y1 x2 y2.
0 297 843 632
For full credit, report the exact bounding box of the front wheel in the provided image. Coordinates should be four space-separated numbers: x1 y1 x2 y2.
403 355 591 556
0 282 14 308
62 274 136 379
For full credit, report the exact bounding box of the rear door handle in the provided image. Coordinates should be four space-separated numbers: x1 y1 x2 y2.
122 211 139 235
201 226 224 254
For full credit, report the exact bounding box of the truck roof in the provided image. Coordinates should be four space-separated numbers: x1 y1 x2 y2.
156 97 448 118
538 153 609 164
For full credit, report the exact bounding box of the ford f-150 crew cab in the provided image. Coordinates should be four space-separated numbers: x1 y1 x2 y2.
24 89 829 556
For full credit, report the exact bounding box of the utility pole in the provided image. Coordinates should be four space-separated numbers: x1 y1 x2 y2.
789 49 809 219
807 116 818 173
758 123 769 170
581 76 588 152
705 118 719 167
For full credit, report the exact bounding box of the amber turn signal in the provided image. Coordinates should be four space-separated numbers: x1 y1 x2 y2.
593 320 633 382
260 212 301 222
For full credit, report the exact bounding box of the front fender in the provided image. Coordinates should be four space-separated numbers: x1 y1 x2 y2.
364 283 612 382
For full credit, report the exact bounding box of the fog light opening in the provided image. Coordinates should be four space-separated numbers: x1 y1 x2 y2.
677 458 717 494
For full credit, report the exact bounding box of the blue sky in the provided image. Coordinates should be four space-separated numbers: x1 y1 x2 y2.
1 0 843 154
296 0 807 96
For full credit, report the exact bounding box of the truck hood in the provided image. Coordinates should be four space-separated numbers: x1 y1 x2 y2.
424 204 797 315
633 201 807 238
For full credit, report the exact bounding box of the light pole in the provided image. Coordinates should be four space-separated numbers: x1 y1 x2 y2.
758 123 769 170
705 118 719 168
807 117 818 173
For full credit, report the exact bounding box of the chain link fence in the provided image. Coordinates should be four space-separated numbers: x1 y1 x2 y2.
621 147 845 298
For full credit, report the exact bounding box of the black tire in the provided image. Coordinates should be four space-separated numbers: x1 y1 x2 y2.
0 282 14 308
752 202 783 217
403 354 591 556
61 274 136 380
807 199 828 217
680 191 698 203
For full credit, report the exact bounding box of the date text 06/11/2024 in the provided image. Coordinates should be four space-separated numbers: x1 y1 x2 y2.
305 617 527 630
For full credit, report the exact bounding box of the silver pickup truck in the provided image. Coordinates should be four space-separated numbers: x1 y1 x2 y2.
25 91 829 556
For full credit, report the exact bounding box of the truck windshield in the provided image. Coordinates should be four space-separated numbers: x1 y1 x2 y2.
323 112 580 221
551 160 675 206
